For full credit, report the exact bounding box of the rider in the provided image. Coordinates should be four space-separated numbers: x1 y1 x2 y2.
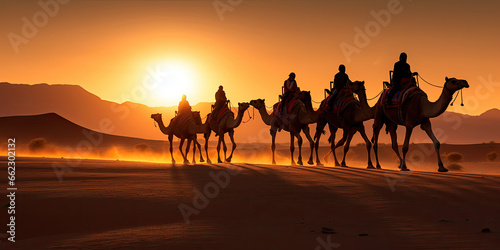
281 72 300 113
328 64 351 109
177 94 191 116
386 52 418 104
212 85 228 119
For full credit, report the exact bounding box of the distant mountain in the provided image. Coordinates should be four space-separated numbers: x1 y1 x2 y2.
1 82 499 144
0 82 208 141
0 113 165 150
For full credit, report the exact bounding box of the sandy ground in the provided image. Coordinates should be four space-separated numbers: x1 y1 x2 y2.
1 157 500 249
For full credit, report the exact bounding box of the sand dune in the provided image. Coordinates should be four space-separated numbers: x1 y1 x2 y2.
1 157 499 249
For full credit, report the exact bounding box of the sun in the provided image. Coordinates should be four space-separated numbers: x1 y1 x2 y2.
149 61 197 107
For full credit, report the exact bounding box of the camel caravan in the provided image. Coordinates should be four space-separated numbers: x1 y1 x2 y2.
151 52 469 172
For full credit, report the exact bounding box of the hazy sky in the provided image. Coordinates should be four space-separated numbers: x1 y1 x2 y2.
1 0 499 114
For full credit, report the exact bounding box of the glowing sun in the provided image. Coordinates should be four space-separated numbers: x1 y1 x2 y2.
149 61 196 107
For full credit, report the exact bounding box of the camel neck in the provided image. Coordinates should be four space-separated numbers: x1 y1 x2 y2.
228 109 246 129
156 118 171 135
302 98 320 122
257 105 273 126
421 86 454 119
352 89 375 122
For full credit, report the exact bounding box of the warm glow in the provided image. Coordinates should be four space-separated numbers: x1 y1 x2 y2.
149 61 196 107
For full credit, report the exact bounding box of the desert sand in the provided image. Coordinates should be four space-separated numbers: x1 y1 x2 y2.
1 156 499 249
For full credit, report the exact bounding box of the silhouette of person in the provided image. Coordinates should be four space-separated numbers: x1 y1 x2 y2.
212 85 228 118
328 64 351 108
178 94 191 116
387 52 418 104
281 72 300 112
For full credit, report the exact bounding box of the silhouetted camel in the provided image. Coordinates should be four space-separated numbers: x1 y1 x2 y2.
250 94 318 165
313 81 376 168
151 112 206 164
372 77 469 172
204 102 250 163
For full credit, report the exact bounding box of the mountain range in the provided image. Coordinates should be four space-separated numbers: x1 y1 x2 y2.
1 82 499 144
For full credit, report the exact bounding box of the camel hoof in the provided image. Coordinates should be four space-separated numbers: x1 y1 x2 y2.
183 161 190 164
297 160 303 166
200 158 205 163
317 162 324 167
272 161 277 165
400 168 411 172
335 162 341 167
226 158 232 163
367 165 376 169
376 165 382 169
341 164 348 168
438 168 449 172
207 159 212 164
218 159 223 164
307 160 314 165
291 161 296 166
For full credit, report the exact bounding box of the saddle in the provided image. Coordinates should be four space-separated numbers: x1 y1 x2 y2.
379 80 421 108
273 96 300 118
208 105 231 125
172 112 193 131
319 89 357 116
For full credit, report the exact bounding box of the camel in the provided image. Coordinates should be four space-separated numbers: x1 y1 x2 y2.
372 77 469 172
313 81 376 168
249 93 317 165
151 112 206 164
204 102 250 163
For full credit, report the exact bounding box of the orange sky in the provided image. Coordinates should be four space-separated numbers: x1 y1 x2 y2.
1 0 499 115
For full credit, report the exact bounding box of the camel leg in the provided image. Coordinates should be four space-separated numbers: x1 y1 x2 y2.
179 138 187 164
323 125 339 165
400 126 414 171
204 130 212 164
340 128 356 168
168 134 175 164
372 121 383 169
387 124 403 169
358 125 374 169
195 136 204 163
226 129 236 163
314 120 327 166
290 132 296 166
271 129 277 165
192 137 196 164
184 138 192 164
217 134 223 163
331 128 346 167
421 120 448 172
302 126 315 165
221 133 228 162
295 132 303 166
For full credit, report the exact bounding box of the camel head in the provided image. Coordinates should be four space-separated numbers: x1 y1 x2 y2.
151 113 162 122
250 99 265 109
192 111 202 125
297 91 311 103
347 81 366 94
444 77 469 93
238 102 250 112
